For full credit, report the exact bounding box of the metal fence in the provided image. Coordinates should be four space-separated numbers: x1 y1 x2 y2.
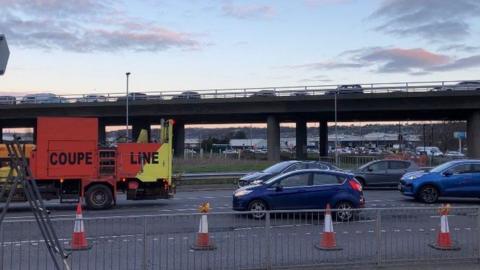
1 207 479 270
2 80 476 105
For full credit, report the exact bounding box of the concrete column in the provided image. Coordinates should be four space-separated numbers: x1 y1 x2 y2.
467 111 480 158
267 115 280 161
319 121 328 157
132 119 151 142
98 118 106 144
173 122 185 158
296 119 307 160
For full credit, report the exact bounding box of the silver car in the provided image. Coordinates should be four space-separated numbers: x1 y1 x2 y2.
0 95 16 105
77 94 107 103
21 93 66 104
436 81 480 91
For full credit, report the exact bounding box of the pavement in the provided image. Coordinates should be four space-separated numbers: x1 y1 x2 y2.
1 189 480 270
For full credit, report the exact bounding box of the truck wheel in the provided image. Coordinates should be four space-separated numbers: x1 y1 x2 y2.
85 184 113 210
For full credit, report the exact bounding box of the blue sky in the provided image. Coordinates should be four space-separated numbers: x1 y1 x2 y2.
1 0 480 95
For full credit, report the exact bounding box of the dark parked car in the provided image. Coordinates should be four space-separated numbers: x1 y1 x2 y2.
233 169 365 220
399 160 480 203
238 160 339 187
172 91 201 100
353 159 419 187
326 84 364 95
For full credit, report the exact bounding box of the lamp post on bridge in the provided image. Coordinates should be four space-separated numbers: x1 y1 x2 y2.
125 72 131 141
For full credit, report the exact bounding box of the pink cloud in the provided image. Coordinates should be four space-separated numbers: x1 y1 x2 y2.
222 3 275 19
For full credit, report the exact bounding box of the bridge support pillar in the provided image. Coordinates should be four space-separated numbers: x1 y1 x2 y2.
132 119 151 142
296 119 307 160
267 115 280 161
467 111 480 158
319 121 328 157
173 122 185 158
98 118 106 144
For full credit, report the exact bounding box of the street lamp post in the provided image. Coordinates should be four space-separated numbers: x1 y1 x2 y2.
125 72 131 141
334 91 338 165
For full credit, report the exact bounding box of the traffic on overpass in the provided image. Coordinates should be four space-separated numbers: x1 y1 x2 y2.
1 1 480 269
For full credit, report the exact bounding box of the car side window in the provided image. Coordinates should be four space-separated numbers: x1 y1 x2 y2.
368 161 387 172
471 164 480 173
283 163 302 173
449 164 471 174
279 173 310 187
389 161 409 170
312 173 340 185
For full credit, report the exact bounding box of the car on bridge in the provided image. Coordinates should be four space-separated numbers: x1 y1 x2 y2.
76 94 107 103
433 81 480 91
250 90 276 97
238 160 339 187
326 84 364 95
352 159 420 187
233 169 365 220
20 93 66 104
0 95 16 105
399 160 480 203
172 91 201 100
117 92 149 101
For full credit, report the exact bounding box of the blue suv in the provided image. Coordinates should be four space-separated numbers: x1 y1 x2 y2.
399 160 480 203
233 169 365 221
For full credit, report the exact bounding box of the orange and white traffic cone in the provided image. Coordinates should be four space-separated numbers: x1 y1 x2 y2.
315 204 342 251
429 204 460 250
191 203 216 250
67 202 91 251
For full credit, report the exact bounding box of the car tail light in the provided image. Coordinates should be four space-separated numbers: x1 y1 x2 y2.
349 179 363 192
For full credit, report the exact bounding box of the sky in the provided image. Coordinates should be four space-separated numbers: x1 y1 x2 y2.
1 0 480 96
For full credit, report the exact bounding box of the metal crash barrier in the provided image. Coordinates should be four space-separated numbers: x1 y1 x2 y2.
0 206 479 270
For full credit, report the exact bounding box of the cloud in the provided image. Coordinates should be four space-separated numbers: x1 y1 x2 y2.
292 47 480 75
222 2 275 19
0 0 201 52
303 0 350 7
438 44 480 53
359 48 450 73
370 0 480 41
430 55 480 72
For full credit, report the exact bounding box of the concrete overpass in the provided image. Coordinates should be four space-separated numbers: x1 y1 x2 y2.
1 82 480 160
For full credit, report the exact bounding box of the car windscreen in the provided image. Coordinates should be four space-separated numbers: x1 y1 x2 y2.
262 161 295 174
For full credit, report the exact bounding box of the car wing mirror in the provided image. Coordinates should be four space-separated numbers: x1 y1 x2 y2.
367 167 373 172
443 171 452 177
275 185 283 192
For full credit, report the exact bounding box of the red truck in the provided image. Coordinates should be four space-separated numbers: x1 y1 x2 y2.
1 117 175 209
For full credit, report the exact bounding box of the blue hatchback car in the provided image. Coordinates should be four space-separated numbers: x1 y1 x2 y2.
399 160 480 203
232 169 365 221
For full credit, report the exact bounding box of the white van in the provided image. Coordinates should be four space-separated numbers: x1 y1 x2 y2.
416 146 443 157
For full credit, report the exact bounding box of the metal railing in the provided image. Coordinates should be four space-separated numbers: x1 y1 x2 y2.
0 206 479 269
1 80 477 105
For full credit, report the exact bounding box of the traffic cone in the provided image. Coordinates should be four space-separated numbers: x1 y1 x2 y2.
67 202 91 251
315 204 342 251
429 204 460 250
191 203 216 250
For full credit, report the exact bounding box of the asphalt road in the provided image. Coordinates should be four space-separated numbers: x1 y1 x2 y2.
1 189 480 270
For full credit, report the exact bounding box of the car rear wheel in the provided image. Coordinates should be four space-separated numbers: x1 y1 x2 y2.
334 201 354 222
248 200 267 219
418 185 439 203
